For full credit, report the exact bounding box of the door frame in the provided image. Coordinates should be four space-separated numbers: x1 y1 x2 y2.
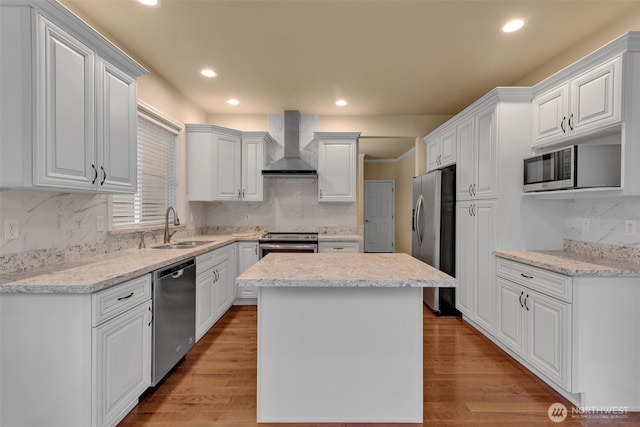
364 179 395 253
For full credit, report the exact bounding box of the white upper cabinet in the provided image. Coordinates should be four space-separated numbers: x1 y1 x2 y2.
532 56 621 147
527 32 640 197
187 125 241 201
425 127 456 172
96 59 138 193
242 132 275 202
187 126 274 202
0 3 146 193
34 15 96 190
456 105 497 200
316 132 360 202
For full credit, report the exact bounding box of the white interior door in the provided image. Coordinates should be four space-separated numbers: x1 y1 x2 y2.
364 180 395 252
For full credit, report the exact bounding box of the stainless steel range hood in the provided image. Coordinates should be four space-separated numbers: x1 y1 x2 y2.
262 110 317 177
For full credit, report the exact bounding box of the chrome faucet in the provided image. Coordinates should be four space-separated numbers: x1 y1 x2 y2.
164 206 180 243
139 230 156 249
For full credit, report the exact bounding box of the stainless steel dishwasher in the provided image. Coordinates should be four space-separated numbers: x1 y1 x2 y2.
151 257 196 386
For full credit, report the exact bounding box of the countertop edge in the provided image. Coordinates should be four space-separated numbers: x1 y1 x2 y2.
494 250 640 277
0 234 260 294
236 278 457 288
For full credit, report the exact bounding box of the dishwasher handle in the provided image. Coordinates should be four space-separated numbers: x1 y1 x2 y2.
155 258 195 280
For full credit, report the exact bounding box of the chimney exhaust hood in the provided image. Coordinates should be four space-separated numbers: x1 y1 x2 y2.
262 110 317 177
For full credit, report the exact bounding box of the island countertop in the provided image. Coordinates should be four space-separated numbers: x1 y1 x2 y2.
236 252 456 288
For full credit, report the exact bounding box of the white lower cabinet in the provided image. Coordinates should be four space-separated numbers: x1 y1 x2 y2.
456 199 495 333
93 299 152 427
0 274 152 427
236 241 259 300
495 257 640 409
195 245 235 341
496 276 571 390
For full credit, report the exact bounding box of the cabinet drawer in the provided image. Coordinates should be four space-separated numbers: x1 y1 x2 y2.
318 241 359 253
496 258 572 303
196 246 229 273
92 274 152 326
237 284 257 298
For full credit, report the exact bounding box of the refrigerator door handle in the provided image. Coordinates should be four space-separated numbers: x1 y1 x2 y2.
415 195 424 247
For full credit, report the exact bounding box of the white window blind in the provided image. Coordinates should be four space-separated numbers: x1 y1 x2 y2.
112 107 179 228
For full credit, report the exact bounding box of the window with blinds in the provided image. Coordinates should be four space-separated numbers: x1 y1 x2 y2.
111 105 179 228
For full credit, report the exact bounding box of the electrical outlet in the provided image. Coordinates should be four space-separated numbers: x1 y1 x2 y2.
625 220 637 236
581 218 591 232
4 219 19 240
96 216 105 232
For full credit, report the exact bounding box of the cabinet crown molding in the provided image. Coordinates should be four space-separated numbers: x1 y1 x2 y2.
534 31 640 94
7 0 148 77
185 123 242 135
314 131 361 140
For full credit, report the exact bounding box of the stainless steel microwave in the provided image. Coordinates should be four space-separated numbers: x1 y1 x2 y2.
523 145 621 192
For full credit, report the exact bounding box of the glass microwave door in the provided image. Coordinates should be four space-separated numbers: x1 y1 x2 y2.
524 153 556 185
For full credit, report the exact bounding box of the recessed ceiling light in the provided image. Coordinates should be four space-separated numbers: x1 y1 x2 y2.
227 99 240 105
200 69 217 78
137 0 159 6
502 19 525 33
335 99 348 107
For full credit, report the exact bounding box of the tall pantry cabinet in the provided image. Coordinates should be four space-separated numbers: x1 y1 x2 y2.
446 88 562 336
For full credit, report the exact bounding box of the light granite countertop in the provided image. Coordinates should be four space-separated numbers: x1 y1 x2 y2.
0 234 261 294
236 252 456 288
494 250 640 277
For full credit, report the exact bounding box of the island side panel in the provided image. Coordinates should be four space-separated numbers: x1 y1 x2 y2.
257 286 423 423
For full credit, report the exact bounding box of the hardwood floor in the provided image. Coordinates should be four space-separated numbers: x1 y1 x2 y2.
119 305 640 426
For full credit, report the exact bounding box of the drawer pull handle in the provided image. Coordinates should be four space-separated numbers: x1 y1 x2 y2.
117 292 134 301
520 273 533 279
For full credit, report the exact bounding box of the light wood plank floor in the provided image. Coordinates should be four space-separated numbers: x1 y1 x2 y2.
119 306 640 426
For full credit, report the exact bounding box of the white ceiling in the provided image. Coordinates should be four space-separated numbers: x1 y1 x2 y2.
61 0 640 158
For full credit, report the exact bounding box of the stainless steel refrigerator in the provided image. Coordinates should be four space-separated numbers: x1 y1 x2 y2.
412 166 459 316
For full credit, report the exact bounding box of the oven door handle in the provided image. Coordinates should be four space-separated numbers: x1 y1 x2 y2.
259 243 318 251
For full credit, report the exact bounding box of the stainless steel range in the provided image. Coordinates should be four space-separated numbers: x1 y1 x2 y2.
259 232 318 258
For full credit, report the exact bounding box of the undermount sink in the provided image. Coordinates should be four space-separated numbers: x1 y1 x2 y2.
153 240 215 249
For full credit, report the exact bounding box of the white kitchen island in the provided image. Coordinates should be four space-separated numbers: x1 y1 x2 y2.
236 252 456 423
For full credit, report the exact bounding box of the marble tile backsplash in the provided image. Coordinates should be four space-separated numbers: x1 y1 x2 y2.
565 199 640 248
205 178 357 232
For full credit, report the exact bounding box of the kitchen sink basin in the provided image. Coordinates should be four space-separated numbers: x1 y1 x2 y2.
153 240 214 249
